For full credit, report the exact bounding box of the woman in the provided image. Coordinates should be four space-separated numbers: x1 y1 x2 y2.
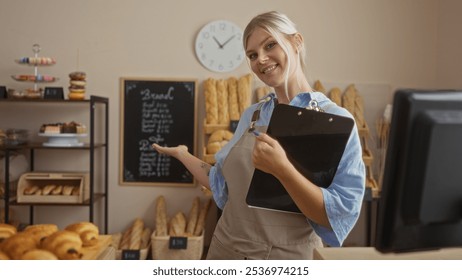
152 11 365 259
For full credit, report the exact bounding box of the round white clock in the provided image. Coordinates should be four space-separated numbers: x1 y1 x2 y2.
195 20 245 72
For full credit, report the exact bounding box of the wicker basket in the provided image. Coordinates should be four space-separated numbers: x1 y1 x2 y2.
151 231 204 260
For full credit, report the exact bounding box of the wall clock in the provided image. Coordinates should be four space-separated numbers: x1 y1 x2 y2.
195 20 245 72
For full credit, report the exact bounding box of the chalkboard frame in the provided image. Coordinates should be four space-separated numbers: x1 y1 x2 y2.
119 77 198 187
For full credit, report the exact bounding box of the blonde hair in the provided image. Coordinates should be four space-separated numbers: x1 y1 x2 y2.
243 11 307 96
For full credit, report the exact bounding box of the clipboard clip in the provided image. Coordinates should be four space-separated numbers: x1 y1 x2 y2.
306 100 324 112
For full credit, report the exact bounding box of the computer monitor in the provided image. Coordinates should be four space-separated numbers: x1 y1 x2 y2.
375 89 462 253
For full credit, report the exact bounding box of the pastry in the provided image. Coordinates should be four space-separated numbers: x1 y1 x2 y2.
155 196 168 236
216 79 229 125
204 78 218 124
1 232 37 259
207 129 233 154
20 249 58 260
42 184 56 195
23 185 40 195
62 185 74 196
24 223 59 245
0 250 9 260
41 230 83 260
0 223 17 242
51 185 63 195
68 71 87 100
65 222 99 247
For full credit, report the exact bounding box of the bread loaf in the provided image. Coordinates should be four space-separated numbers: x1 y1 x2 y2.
194 198 212 236
227 77 240 121
204 78 218 124
238 74 253 115
342 84 365 128
216 79 229 125
313 80 326 93
186 197 200 235
207 129 234 154
169 212 186 237
255 86 271 101
329 87 342 106
155 195 168 236
128 218 144 250
140 227 152 249
119 226 132 250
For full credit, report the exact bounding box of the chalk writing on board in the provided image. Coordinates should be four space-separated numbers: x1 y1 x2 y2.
120 78 197 186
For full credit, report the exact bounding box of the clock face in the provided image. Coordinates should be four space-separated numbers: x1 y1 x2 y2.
195 20 245 72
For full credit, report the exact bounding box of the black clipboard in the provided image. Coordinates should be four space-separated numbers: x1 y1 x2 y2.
246 103 354 213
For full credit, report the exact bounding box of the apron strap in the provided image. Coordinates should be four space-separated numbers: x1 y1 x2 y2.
249 96 272 132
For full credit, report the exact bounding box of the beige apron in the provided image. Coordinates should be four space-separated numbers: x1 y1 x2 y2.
206 103 323 260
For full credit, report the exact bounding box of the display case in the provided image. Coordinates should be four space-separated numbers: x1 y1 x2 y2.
0 96 109 233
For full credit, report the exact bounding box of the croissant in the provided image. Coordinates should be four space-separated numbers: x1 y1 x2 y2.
20 249 58 260
41 230 83 260
65 222 99 247
0 223 17 242
24 224 59 245
1 232 37 259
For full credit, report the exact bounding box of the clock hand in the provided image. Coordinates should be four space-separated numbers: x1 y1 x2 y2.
221 35 236 48
212 36 224 49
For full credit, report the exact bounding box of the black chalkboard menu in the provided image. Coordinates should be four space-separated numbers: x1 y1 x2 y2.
120 78 197 186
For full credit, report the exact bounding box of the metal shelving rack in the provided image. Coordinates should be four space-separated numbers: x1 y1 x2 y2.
0 95 109 233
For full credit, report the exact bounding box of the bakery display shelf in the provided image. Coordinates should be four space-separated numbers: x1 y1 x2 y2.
1 95 109 233
11 75 59 83
10 193 105 206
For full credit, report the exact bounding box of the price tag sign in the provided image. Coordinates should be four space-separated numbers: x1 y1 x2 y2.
121 250 140 260
169 236 188 250
0 86 6 99
230 121 239 133
44 87 64 100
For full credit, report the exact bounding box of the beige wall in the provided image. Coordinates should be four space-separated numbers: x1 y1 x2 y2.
1 0 461 246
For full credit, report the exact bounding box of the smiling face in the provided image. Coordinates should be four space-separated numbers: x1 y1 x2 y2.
245 27 299 99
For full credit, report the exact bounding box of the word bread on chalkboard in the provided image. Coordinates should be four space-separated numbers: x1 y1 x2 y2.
120 78 197 186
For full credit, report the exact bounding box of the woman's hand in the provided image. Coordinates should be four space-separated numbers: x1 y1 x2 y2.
151 143 188 159
252 133 290 177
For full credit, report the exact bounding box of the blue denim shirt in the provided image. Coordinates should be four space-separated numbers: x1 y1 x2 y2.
209 92 366 247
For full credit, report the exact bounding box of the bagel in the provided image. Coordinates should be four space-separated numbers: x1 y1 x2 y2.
207 129 233 154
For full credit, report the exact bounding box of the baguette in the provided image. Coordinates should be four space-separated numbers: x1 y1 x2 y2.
204 78 218 124
140 227 152 249
194 198 212 236
186 197 200 235
238 74 253 115
227 77 240 121
155 196 168 236
128 218 144 250
216 79 229 125
169 212 186 237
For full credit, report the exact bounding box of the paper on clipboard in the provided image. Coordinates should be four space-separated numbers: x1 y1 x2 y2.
246 103 354 213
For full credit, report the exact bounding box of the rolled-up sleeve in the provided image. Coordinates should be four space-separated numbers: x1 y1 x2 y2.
309 121 366 246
